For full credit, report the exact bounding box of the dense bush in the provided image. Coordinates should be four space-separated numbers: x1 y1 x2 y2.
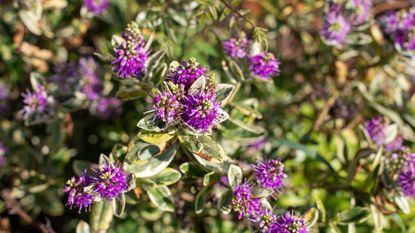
1 0 415 232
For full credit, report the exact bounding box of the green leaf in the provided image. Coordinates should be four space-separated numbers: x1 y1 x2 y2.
227 164 242 188
394 195 410 214
76 221 91 233
112 194 126 217
304 207 319 228
138 130 176 145
337 207 370 225
149 168 182 186
90 201 114 233
217 190 233 214
195 186 209 214
216 83 235 104
146 186 174 212
125 141 178 178
111 35 124 47
137 114 166 132
116 86 148 101
203 171 220 186
30 72 46 91
228 60 245 81
188 75 207 95
179 162 206 177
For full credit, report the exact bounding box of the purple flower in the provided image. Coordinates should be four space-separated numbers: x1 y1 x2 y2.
20 86 55 123
180 92 220 131
249 52 280 79
83 0 109 14
247 136 267 151
380 12 399 33
153 91 181 124
271 212 308 233
79 57 103 100
64 175 95 212
50 62 79 96
385 134 403 152
364 116 385 146
90 97 122 119
168 58 207 89
398 154 415 198
93 165 130 199
253 159 287 190
349 0 372 25
321 12 351 45
223 35 250 58
251 208 277 233
231 182 262 219
364 116 404 152
112 23 149 78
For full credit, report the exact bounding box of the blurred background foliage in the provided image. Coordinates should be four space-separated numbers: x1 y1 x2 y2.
1 0 415 232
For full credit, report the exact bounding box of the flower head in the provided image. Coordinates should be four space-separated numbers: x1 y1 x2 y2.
364 116 404 152
79 57 103 101
64 175 95 212
223 35 250 58
231 182 262 219
93 165 130 199
321 12 351 45
349 0 372 25
112 23 149 78
153 91 181 124
20 86 55 123
254 159 287 190
83 0 109 14
271 212 308 233
251 208 277 233
364 116 385 146
249 52 280 79
90 97 122 119
398 153 415 197
168 58 207 89
180 92 220 132
50 62 79 96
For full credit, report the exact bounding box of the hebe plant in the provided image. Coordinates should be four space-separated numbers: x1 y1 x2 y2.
2 0 415 233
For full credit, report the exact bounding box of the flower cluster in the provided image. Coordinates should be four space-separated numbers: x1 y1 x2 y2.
378 8 415 51
230 160 307 232
231 182 262 219
37 57 122 121
19 86 56 124
112 22 149 79
83 0 109 14
79 57 103 101
253 159 287 190
223 34 280 79
64 164 131 212
321 0 372 45
223 34 250 59
364 116 403 152
398 153 415 198
271 212 308 233
249 52 281 79
150 58 226 132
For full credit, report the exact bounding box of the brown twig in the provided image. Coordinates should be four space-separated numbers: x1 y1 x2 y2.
0 190 56 233
372 1 409 16
219 0 256 28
